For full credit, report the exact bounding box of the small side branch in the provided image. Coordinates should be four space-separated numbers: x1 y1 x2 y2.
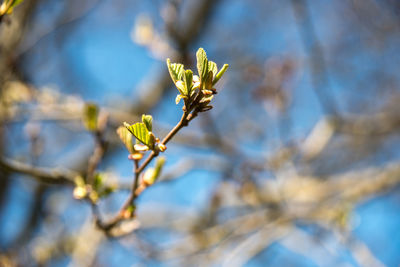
0 157 77 184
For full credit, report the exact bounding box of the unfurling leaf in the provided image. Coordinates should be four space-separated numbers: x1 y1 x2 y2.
208 61 218 78
116 126 135 154
193 75 200 89
183 69 193 96
213 64 229 85
142 114 153 131
205 70 214 90
166 58 184 83
175 81 187 95
196 48 208 83
83 103 98 131
124 122 155 148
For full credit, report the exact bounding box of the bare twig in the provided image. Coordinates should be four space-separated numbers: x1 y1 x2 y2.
0 156 77 184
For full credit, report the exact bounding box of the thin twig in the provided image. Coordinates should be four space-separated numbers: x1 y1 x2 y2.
0 156 77 184
86 130 107 185
96 111 191 232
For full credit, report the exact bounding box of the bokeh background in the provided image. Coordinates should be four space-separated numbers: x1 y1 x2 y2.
1 0 400 266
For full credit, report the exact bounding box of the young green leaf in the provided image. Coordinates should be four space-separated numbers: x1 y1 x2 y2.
116 126 135 154
205 70 214 90
208 61 218 78
183 69 193 96
212 64 229 85
83 103 98 131
166 58 184 83
142 114 153 131
196 48 208 82
124 122 154 148
175 80 187 95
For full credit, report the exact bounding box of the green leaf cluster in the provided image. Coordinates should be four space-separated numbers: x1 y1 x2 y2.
196 48 229 88
167 48 228 106
124 114 156 149
167 59 199 104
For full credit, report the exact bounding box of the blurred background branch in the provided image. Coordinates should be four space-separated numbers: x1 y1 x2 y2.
0 0 400 266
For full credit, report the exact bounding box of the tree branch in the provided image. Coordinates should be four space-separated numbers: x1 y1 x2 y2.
0 156 77 184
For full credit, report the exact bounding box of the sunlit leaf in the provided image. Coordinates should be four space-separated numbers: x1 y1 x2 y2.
116 126 135 154
213 64 229 85
183 69 193 96
208 61 218 78
205 70 214 90
83 103 98 131
166 58 184 83
175 80 187 95
196 48 208 82
148 132 156 148
124 122 155 148
142 114 153 131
